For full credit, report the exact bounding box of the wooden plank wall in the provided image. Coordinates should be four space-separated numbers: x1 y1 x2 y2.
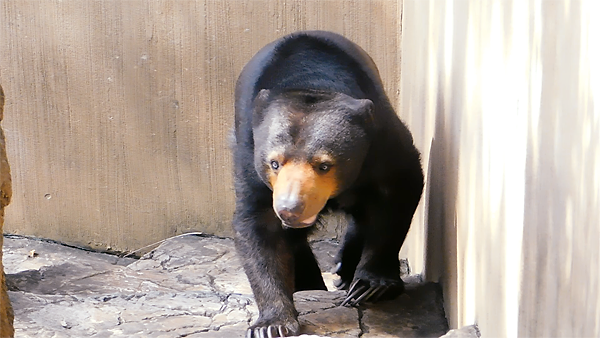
402 0 600 336
1 1 420 261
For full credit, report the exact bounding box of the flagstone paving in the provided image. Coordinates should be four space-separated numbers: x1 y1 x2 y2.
3 234 459 337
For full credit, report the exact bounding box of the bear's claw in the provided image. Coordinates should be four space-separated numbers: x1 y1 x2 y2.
246 324 289 338
341 279 390 307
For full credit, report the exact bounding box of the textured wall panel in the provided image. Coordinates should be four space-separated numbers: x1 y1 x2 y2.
0 1 412 257
402 0 600 336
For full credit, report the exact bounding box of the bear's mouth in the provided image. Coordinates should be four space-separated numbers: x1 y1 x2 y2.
281 214 318 229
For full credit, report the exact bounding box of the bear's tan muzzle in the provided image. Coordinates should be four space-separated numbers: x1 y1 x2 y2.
271 162 337 228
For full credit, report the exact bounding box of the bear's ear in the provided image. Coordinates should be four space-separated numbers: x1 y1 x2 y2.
252 89 271 127
346 98 374 128
253 89 271 112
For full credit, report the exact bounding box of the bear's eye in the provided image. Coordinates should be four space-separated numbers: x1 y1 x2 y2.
270 160 280 170
318 163 331 173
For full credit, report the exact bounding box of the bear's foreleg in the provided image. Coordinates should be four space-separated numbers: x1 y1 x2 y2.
340 195 416 306
233 210 300 338
333 217 364 290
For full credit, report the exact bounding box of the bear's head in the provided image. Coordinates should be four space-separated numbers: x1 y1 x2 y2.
252 89 373 228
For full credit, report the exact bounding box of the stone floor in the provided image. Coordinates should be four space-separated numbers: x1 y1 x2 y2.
3 234 454 338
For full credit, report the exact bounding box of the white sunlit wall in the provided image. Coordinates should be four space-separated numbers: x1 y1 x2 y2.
401 0 600 336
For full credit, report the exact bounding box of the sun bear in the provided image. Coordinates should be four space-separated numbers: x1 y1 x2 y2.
232 31 424 337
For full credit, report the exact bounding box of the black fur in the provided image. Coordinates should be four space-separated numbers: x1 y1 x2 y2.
232 31 424 337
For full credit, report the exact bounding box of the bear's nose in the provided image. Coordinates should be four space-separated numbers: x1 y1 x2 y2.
277 209 300 224
274 196 304 224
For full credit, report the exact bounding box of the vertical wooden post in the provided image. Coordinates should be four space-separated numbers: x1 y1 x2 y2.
0 84 14 338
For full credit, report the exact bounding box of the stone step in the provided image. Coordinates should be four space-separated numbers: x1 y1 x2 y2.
3 234 453 337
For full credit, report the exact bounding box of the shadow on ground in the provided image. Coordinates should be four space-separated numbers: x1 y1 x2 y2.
3 234 454 337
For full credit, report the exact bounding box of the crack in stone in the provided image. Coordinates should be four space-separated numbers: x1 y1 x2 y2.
297 303 338 316
158 254 173 271
70 270 112 282
134 309 210 323
218 293 232 312
167 250 230 273
210 250 229 262
178 328 210 337
207 274 217 293
357 306 366 337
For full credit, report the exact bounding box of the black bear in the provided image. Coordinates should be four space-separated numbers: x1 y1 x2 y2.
232 31 424 337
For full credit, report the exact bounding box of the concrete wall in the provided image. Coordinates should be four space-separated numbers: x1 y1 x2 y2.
402 0 600 336
0 1 421 259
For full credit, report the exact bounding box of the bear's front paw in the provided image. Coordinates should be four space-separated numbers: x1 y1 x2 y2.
332 261 354 290
340 277 404 307
246 317 299 338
